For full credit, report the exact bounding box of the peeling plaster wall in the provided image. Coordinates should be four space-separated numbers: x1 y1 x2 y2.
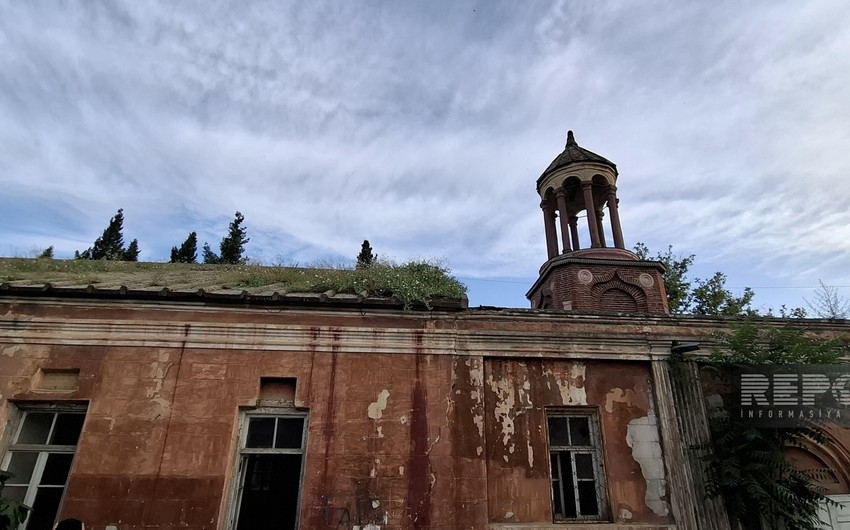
1 300 686 529
484 359 671 526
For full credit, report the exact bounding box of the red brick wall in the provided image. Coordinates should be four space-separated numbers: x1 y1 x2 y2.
530 262 669 314
1 302 674 529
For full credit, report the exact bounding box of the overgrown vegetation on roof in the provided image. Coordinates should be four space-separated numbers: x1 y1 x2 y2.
0 258 467 309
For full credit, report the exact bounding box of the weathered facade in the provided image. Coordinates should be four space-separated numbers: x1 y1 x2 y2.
2 132 850 529
0 296 719 529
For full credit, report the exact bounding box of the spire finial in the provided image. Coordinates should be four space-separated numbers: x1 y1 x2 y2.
566 130 576 147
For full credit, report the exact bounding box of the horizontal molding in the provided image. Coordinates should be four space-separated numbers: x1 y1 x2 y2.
0 319 679 359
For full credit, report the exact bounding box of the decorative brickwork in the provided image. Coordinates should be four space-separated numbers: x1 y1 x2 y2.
527 253 669 314
528 132 670 314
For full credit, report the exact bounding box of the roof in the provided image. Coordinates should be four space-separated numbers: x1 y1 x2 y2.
0 258 468 311
537 130 618 186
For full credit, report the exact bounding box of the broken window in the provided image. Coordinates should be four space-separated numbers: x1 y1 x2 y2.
1 407 87 530
547 411 608 521
232 414 307 530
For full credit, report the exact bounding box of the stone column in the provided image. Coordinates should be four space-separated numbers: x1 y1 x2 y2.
541 200 558 260
555 188 572 253
596 210 607 248
568 216 580 251
581 181 601 248
607 185 625 249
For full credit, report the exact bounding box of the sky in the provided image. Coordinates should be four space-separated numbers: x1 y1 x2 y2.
2 0 850 312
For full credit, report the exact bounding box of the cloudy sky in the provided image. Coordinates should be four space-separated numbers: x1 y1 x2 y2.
2 0 850 311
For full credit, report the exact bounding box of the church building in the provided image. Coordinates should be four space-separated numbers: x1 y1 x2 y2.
1 132 849 529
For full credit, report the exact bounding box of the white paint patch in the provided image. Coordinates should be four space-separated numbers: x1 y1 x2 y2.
0 345 24 357
367 389 390 420
376 426 384 438
486 375 516 446
505 511 514 519
626 414 669 517
605 387 638 413
472 413 484 438
372 500 380 508
399 466 405 476
554 363 587 405
399 415 408 424
619 508 633 520
527 440 534 468
476 446 483 456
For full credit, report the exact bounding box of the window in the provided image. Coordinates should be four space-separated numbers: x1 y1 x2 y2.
547 411 608 521
232 413 307 530
1 408 86 530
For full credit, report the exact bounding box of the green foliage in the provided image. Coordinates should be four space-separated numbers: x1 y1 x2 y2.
0 470 30 530
170 232 198 263
236 259 467 309
633 243 694 313
76 209 140 261
202 242 220 264
634 243 792 316
123 239 140 262
0 258 468 309
356 240 377 268
701 322 849 529
708 322 847 365
38 246 53 259
690 272 756 316
219 212 249 264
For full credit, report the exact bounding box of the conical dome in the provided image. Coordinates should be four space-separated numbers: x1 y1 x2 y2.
536 131 617 187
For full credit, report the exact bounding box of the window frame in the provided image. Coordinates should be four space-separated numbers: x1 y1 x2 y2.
546 408 609 522
227 408 309 530
0 403 87 530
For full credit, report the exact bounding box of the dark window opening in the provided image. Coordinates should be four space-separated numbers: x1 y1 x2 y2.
1 409 87 530
547 412 607 521
234 415 306 530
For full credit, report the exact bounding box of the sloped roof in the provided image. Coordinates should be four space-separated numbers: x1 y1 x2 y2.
537 131 617 186
0 258 468 311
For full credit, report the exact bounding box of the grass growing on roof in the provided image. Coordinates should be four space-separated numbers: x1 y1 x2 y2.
0 258 467 308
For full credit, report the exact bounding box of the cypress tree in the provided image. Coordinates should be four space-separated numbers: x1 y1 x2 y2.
170 232 198 263
219 212 250 264
123 239 140 261
76 209 138 260
356 240 377 268
202 243 220 264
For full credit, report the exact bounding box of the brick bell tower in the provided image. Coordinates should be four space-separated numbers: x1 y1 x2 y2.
526 131 669 313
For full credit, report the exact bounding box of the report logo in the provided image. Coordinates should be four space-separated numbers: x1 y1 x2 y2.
734 365 850 427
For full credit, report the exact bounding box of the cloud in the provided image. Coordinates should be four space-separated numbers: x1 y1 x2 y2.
2 0 850 309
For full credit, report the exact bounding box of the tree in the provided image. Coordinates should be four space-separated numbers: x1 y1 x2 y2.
0 470 30 530
219 212 250 264
634 243 760 316
123 239 140 262
689 272 756 316
356 240 377 268
202 243 220 265
38 246 54 259
805 280 850 319
634 243 694 313
701 322 849 529
170 232 198 263
76 209 140 261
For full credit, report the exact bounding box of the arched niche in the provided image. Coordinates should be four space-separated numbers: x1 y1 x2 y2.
786 435 850 495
